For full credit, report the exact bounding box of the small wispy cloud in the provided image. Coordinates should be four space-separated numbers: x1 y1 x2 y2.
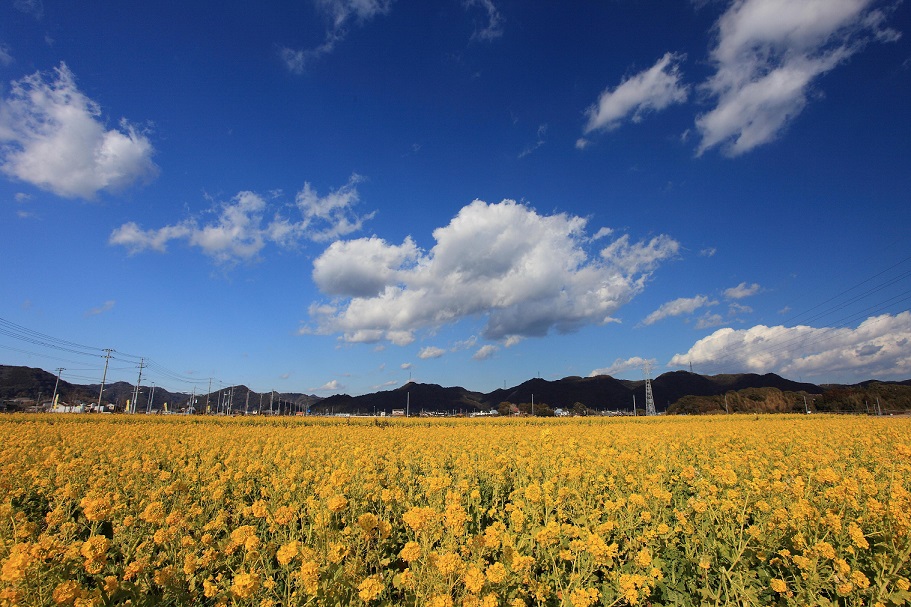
590 356 656 378
473 344 498 360
518 124 548 159
723 282 760 300
372 380 399 390
418 346 446 360
281 0 394 73
464 0 504 42
14 0 43 19
0 44 13 66
641 295 716 326
581 52 688 141
315 379 343 392
85 300 115 317
728 302 753 315
695 312 724 330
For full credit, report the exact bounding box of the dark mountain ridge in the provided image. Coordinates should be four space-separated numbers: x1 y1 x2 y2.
3 364 908 415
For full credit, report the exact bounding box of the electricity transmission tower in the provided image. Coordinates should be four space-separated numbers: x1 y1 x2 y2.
644 361 657 416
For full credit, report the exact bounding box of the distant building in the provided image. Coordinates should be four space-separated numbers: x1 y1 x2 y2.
51 402 85 414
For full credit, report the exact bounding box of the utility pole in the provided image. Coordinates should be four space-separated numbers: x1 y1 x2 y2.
131 358 145 414
97 349 113 410
803 394 810 415
148 383 156 414
531 393 534 417
258 393 263 415
52 368 64 409
269 390 274 416
245 390 250 416
632 394 636 416
406 391 410 417
724 393 730 414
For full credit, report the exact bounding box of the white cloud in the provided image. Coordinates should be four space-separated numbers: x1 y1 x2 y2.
110 175 371 264
724 281 760 299
315 379 343 392
473 344 498 360
313 236 418 297
590 356 657 378
305 199 679 345
281 0 394 73
0 63 157 199
276 174 375 244
669 312 911 380
84 300 115 317
641 295 716 326
696 0 900 156
582 52 688 136
728 302 753 315
592 227 614 240
0 44 12 66
518 123 547 159
451 335 478 351
699 247 717 257
695 312 725 330
504 335 523 348
400 362 413 370
464 0 504 42
14 0 43 19
418 346 446 359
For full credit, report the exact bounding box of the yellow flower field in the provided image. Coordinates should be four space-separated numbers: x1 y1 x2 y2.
1 414 910 606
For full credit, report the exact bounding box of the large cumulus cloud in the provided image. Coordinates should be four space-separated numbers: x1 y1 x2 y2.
670 312 911 379
304 199 680 345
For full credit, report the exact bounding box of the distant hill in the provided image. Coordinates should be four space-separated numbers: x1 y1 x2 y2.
3 363 908 415
0 365 321 413
313 371 825 415
645 371 823 410
316 382 487 415
482 375 632 410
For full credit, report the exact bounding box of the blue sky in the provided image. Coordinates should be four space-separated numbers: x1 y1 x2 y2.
1 0 910 398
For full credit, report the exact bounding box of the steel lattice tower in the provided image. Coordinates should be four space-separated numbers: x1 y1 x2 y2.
644 361 657 416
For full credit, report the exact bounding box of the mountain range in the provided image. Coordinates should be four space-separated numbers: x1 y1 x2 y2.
2 364 908 415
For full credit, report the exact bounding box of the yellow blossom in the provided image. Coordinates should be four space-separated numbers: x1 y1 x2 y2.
231 572 260 599
276 540 300 566
486 562 507 584
357 576 383 602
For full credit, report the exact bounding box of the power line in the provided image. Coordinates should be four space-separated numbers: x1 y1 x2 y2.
0 317 105 357
1 316 225 399
713 257 911 365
